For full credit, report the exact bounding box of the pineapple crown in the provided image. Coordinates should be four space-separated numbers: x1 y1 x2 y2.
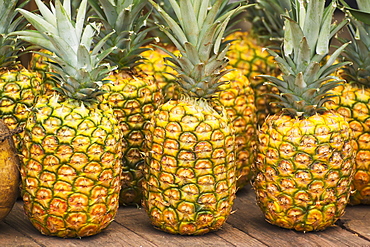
148 0 248 46
216 0 250 37
146 0 176 44
88 0 154 71
244 0 290 48
13 0 116 103
0 0 30 68
149 0 248 99
258 0 350 118
337 0 370 87
42 0 93 21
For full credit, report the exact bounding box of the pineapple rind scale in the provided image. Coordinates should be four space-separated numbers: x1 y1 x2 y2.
20 96 122 238
253 111 355 231
143 98 236 235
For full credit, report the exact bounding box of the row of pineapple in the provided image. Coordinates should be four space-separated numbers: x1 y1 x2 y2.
0 0 369 238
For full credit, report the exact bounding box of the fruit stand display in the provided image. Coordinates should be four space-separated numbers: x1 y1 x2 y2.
1 0 370 245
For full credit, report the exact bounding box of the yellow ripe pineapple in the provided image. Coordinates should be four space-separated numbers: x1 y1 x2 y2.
225 0 291 126
139 0 177 99
29 49 51 72
138 43 180 102
143 1 286 127
225 31 279 125
142 0 248 102
325 0 370 205
14 0 122 238
140 46 258 188
28 49 58 96
142 0 249 235
253 0 356 232
141 47 258 189
28 0 93 96
87 0 163 206
0 0 43 150
142 0 257 189
213 71 257 188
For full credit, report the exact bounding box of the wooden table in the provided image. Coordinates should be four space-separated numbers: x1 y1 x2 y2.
1 186 370 247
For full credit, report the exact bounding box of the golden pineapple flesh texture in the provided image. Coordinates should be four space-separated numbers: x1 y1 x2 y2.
0 68 43 149
142 99 237 235
326 84 370 205
20 96 122 238
102 72 163 205
214 70 257 188
253 112 356 231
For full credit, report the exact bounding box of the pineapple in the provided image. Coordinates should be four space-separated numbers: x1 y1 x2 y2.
142 0 257 189
138 43 180 102
142 0 247 235
14 0 122 238
226 0 290 126
87 0 163 206
0 0 43 150
29 0 93 96
143 0 286 127
252 0 356 231
213 71 257 188
29 48 59 97
139 0 179 96
225 30 278 126
325 0 370 205
142 0 248 102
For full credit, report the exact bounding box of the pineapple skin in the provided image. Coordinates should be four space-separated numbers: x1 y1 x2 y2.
30 50 50 72
226 31 280 126
142 99 237 235
138 45 180 102
102 71 163 206
326 84 370 205
141 46 257 188
214 70 257 188
253 112 356 231
20 95 122 238
29 50 58 96
0 67 43 149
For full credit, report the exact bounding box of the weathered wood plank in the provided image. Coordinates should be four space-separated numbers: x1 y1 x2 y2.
230 187 370 247
115 206 236 247
214 223 267 247
339 204 370 241
2 187 370 247
113 192 268 247
4 201 157 247
0 220 40 247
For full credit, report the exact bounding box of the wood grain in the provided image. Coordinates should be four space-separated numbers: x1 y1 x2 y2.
1 186 370 247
